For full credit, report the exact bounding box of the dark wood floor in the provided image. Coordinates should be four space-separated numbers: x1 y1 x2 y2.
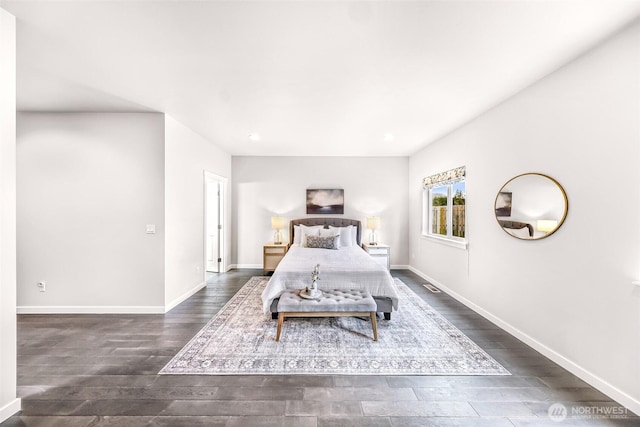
3 269 638 426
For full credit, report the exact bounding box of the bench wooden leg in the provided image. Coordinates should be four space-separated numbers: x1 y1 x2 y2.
370 311 378 341
276 312 285 341
277 310 378 342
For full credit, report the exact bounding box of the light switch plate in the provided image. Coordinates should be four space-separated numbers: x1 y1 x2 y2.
146 224 156 234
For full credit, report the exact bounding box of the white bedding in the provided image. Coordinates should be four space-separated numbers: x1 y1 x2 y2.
261 245 400 314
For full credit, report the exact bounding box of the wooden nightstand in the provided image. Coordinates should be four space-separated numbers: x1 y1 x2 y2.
263 242 289 275
362 243 390 270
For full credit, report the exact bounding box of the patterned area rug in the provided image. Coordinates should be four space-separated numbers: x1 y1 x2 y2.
160 277 510 376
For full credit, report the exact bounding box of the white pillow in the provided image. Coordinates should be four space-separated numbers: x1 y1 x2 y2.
300 225 322 247
319 228 338 237
329 225 357 247
293 225 301 245
293 225 322 246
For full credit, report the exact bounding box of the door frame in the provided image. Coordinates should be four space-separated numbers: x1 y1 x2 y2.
204 171 226 276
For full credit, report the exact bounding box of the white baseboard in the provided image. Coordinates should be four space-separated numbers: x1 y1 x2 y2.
229 264 262 270
229 264 411 272
0 398 21 423
17 305 165 314
206 264 233 272
165 281 206 313
407 266 640 416
210 264 258 272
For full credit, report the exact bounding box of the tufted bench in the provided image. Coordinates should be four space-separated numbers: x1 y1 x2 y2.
275 289 378 341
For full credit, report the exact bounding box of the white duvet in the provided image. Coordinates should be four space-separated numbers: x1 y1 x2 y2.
261 245 400 314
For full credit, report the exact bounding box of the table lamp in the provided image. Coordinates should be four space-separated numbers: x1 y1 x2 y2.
366 216 380 245
537 219 558 234
271 216 286 244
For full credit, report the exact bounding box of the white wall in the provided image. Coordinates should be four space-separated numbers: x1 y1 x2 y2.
0 7 20 422
164 115 231 310
409 21 640 413
232 156 409 267
17 113 166 313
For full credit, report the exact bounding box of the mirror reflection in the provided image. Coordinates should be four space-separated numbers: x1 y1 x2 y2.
495 173 568 240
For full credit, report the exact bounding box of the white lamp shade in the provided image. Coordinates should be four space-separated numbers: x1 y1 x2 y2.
271 216 286 230
366 216 380 230
537 219 558 233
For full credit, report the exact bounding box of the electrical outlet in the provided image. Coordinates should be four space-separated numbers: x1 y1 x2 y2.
37 281 46 292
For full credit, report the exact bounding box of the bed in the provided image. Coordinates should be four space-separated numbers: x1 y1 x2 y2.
261 218 400 320
498 220 534 238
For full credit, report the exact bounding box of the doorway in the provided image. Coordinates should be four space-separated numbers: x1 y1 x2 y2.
205 172 225 273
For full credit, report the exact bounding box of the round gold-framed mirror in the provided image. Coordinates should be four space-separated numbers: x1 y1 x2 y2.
494 173 568 240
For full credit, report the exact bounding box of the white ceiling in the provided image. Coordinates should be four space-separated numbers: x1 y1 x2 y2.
3 1 640 156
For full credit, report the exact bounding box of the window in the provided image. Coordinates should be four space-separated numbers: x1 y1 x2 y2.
422 166 466 246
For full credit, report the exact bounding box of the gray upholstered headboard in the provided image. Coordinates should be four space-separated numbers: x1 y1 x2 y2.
498 220 534 238
289 218 362 246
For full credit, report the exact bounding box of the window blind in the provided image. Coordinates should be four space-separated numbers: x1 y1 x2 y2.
422 166 466 188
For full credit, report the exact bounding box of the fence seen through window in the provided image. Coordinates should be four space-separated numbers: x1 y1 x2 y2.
430 181 465 239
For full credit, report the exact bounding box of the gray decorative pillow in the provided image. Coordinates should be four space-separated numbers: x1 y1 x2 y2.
305 234 340 250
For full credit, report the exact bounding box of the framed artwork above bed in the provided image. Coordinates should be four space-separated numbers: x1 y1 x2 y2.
306 189 344 214
495 191 512 217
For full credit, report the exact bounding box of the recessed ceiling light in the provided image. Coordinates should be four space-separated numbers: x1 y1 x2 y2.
384 133 395 141
248 133 260 142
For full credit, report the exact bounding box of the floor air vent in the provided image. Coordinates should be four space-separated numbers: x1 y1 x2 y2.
423 283 441 293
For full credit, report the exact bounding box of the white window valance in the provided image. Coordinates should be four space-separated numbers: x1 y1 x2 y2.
423 166 466 188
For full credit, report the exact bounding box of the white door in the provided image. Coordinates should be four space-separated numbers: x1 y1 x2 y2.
205 173 224 273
